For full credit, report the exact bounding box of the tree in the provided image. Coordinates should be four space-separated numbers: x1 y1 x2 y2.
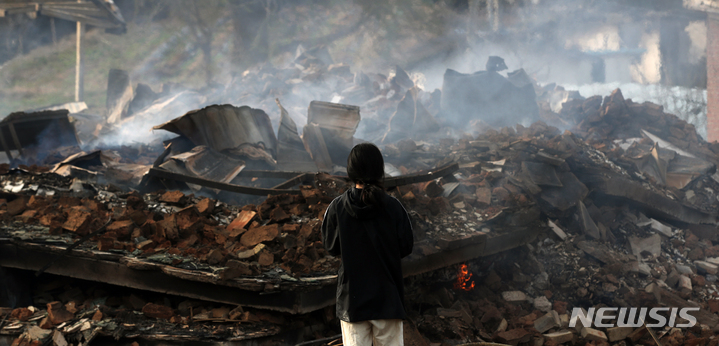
174 0 230 85
229 0 271 64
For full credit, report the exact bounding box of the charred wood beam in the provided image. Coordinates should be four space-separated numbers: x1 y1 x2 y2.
0 241 334 314
7 124 23 158
35 217 111 276
384 162 459 188
153 144 172 168
147 168 302 196
0 129 12 161
580 170 719 225
148 163 459 197
272 173 311 190
401 227 540 277
237 170 313 179
0 222 538 314
321 162 459 188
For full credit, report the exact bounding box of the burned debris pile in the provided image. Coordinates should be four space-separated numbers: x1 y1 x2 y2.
2 287 286 345
1 51 719 345
393 89 719 345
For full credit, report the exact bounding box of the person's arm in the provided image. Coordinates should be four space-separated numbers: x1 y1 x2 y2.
396 199 414 258
321 198 341 256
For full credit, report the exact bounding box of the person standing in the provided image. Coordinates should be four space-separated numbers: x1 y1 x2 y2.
321 143 414 346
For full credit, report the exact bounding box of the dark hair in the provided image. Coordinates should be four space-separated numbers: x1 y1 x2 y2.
347 143 385 206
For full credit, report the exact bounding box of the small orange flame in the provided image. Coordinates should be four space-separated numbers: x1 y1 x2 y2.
454 263 475 291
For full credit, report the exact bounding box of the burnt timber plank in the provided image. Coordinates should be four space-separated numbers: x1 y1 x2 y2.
149 163 459 197
320 162 459 189
0 224 537 313
580 170 718 225
237 170 311 179
0 242 333 314
148 168 301 196
7 124 23 158
0 128 12 161
272 173 311 190
401 226 539 277
384 162 459 188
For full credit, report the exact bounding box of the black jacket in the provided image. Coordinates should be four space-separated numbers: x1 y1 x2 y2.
321 187 414 322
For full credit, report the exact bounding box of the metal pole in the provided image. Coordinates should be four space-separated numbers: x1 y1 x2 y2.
75 0 84 102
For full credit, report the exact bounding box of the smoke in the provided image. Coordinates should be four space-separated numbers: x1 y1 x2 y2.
12 0 705 151
630 31 661 84
686 21 707 65
91 91 208 148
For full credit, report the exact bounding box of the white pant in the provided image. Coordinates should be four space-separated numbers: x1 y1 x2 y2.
340 319 403 346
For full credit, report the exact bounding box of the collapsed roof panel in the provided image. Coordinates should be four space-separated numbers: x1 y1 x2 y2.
275 100 317 172
158 146 246 192
0 109 79 160
305 101 360 166
0 0 126 30
153 104 277 157
105 69 133 124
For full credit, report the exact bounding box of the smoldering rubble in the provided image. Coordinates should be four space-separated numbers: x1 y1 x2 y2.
2 52 719 346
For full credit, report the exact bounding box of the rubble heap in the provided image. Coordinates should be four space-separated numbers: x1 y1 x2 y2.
386 90 719 345
0 273 328 345
3 76 719 345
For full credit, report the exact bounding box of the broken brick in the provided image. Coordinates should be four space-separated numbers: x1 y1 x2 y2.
240 224 279 247
492 186 511 203
424 181 444 198
206 248 226 265
142 303 174 319
177 234 198 249
15 209 37 223
62 207 92 235
258 250 274 266
126 194 147 210
92 310 103 321
11 308 32 321
221 260 253 280
281 224 301 232
47 302 74 325
156 214 179 240
475 187 492 207
6 196 28 216
195 198 215 215
107 220 134 239
97 238 114 251
497 328 532 345
288 204 308 215
606 327 634 342
226 210 256 237
581 327 607 342
300 188 321 205
159 190 186 204
298 220 320 242
544 331 574 344
553 301 567 314
269 207 290 223
27 195 48 209
137 239 155 250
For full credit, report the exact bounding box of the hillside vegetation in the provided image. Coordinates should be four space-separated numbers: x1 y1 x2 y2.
0 0 462 118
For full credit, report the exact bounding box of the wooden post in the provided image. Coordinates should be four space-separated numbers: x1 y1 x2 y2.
0 127 14 161
708 13 719 142
75 0 84 102
8 123 24 158
51 17 56 45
